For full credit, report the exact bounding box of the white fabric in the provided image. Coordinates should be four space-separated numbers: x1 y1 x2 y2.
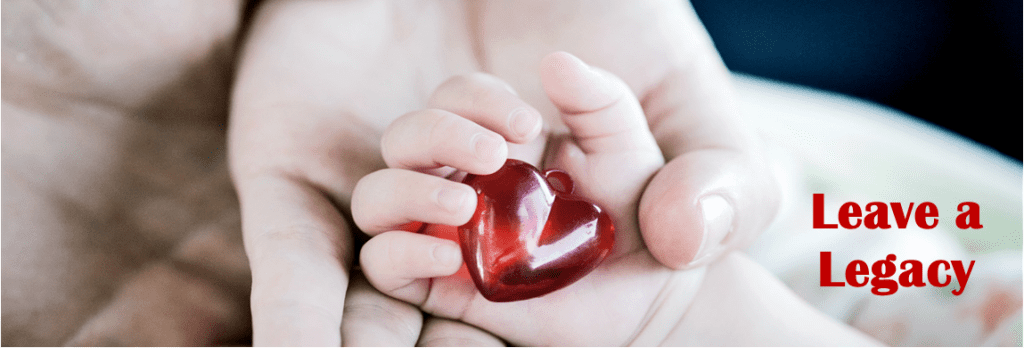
733 74 1023 346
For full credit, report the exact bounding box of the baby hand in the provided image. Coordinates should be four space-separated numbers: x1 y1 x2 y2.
352 52 684 346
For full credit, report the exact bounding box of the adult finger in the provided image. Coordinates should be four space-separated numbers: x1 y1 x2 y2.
382 109 508 175
341 271 423 346
351 169 477 235
418 317 505 347
234 174 352 346
639 148 778 269
359 231 462 305
429 73 544 144
637 8 781 269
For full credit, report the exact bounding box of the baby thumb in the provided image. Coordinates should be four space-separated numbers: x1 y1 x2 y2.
539 52 659 155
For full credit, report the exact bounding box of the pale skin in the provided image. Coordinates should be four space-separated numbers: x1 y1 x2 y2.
234 0 876 346
355 53 671 346
3 1 251 345
3 0 877 346
349 51 879 346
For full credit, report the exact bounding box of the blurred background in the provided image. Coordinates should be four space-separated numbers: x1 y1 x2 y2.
691 0 1022 161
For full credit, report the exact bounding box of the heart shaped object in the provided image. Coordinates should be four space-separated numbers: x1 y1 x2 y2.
457 159 614 302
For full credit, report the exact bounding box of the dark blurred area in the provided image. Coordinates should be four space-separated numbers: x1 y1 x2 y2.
691 0 1022 161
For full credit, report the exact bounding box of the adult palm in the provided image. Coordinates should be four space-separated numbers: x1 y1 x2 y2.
232 0 778 345
3 0 250 345
355 50 687 346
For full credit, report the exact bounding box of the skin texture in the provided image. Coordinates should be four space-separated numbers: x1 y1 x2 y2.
232 0 780 345
355 52 674 346
2 0 251 345
3 0 785 345
348 51 881 347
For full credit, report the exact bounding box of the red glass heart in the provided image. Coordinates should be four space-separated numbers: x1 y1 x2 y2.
456 159 615 302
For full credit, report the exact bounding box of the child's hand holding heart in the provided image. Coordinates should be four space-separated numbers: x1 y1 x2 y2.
351 52 682 346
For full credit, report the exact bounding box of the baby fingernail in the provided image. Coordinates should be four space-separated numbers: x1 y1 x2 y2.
473 133 504 161
437 186 471 213
692 195 733 265
509 108 539 139
432 243 462 267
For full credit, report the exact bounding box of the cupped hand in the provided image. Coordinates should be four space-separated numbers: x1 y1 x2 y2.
355 52 682 346
231 1 779 345
4 1 251 345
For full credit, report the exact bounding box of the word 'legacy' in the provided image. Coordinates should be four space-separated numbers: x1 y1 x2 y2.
820 252 974 296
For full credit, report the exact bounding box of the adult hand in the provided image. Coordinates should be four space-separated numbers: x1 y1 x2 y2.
231 0 778 344
3 0 250 345
355 52 675 346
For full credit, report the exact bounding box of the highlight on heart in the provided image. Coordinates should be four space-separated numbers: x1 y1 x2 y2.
417 159 616 302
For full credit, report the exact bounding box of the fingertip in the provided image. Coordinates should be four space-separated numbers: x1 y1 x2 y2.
507 107 543 144
639 150 775 270
429 73 544 145
645 193 736 270
435 183 478 225
539 51 578 87
540 51 620 114
431 241 464 273
469 132 509 175
691 194 734 265
639 191 702 269
540 51 590 81
538 52 658 154
352 169 479 234
360 231 465 296
637 158 706 269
